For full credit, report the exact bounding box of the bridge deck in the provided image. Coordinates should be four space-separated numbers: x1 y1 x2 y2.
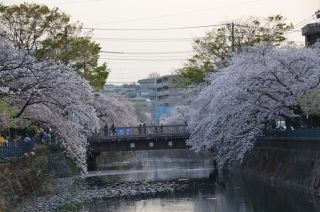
89 125 189 142
88 125 190 152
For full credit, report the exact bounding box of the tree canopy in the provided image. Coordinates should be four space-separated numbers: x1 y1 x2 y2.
187 43 320 167
161 105 194 125
177 15 293 86
93 92 138 128
0 40 100 171
0 3 109 89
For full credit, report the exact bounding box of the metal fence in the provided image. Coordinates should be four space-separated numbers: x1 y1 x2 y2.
100 125 189 138
0 140 36 158
263 128 320 139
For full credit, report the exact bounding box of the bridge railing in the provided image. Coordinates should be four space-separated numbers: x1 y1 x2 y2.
262 128 320 139
99 125 189 138
0 140 36 158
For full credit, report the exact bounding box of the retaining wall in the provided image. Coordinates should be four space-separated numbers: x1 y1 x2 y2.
238 137 320 192
0 146 49 211
0 145 79 211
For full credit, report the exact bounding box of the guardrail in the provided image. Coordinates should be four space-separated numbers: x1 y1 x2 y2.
99 125 189 138
263 128 320 139
0 140 36 158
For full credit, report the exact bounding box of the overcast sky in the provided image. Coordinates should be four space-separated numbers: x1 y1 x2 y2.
3 0 319 84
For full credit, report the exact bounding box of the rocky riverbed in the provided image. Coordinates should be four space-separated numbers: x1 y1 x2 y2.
15 176 214 212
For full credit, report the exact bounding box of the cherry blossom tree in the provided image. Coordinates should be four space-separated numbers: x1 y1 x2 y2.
161 105 194 125
188 44 320 167
93 92 138 128
0 40 99 172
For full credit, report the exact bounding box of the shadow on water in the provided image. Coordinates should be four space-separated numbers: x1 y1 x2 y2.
220 170 320 212
82 150 320 212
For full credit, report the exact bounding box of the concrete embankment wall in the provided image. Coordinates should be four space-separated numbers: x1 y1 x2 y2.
0 146 79 211
0 146 49 211
237 137 320 192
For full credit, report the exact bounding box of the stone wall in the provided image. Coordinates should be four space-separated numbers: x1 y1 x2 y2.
0 145 79 211
48 151 79 178
238 137 320 192
0 146 49 211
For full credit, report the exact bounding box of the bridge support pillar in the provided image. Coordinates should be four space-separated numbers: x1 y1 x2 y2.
87 152 101 171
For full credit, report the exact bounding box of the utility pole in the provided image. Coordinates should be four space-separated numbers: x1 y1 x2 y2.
154 77 158 125
231 22 235 52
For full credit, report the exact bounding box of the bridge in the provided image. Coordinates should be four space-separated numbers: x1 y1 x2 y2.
87 125 190 171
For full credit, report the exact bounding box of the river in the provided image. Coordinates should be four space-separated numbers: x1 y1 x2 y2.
81 150 320 212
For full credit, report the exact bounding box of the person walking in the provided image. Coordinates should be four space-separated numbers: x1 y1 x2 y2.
111 124 117 136
143 123 147 134
138 124 142 135
104 123 109 136
0 134 4 145
45 133 52 143
160 124 164 134
3 135 8 146
22 134 32 153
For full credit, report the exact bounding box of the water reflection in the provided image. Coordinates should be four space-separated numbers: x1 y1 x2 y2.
82 150 320 212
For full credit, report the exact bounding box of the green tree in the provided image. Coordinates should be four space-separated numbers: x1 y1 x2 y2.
0 100 18 128
36 36 109 89
0 3 109 89
177 15 293 86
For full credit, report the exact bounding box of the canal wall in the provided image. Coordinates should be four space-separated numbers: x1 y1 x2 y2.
237 137 320 192
0 145 79 211
0 146 49 211
48 148 80 178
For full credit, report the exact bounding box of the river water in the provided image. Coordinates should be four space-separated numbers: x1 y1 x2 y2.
81 150 320 212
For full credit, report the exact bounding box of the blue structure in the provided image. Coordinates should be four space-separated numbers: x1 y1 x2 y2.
154 106 172 124
0 140 35 158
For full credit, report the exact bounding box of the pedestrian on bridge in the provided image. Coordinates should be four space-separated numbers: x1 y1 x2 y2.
111 124 117 136
138 124 142 135
104 123 109 136
143 123 147 134
160 124 164 134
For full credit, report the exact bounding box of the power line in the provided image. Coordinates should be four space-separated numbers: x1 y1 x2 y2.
100 58 185 61
105 84 190 89
88 0 263 25
106 81 188 86
106 78 146 80
286 29 302 34
93 38 193 42
107 77 190 84
281 15 315 36
100 50 192 55
48 0 104 5
292 15 315 29
100 54 189 58
106 82 137 84
106 83 192 89
87 21 305 36
83 24 227 31
93 37 193 41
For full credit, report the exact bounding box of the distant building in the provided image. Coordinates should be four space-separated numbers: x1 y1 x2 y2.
302 11 320 47
138 75 184 124
103 83 153 123
138 78 157 101
103 75 185 124
302 22 320 47
155 75 184 107
103 83 140 99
